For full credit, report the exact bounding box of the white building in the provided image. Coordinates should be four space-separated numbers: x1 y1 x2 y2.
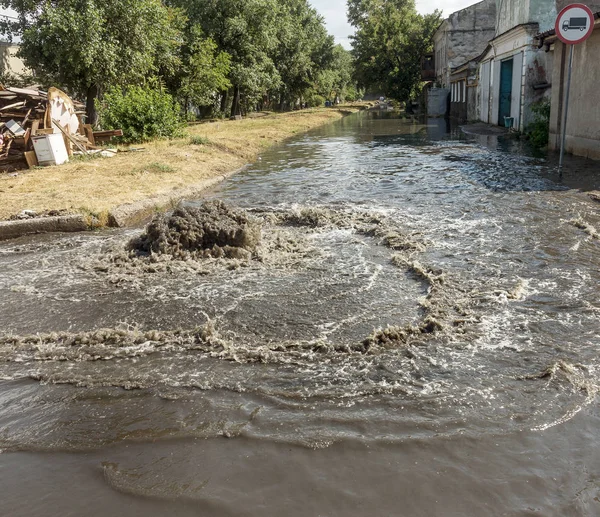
477 0 556 130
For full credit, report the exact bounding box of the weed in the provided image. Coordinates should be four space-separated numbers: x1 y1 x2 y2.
525 99 551 149
128 162 176 175
189 135 210 146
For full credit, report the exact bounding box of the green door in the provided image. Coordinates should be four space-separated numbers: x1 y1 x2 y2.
498 59 513 125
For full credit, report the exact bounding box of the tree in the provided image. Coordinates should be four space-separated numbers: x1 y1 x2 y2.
171 0 282 117
318 45 355 101
170 26 232 116
348 0 441 102
0 0 184 124
271 0 335 109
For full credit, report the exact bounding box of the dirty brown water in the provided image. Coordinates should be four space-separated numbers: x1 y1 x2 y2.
1 111 600 516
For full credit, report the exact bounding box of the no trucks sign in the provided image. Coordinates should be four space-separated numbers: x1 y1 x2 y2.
555 3 596 173
556 3 595 45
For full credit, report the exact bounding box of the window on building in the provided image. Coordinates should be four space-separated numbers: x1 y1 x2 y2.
462 81 466 104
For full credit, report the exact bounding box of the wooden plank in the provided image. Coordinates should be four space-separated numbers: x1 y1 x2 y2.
92 129 123 138
22 108 33 127
35 128 54 135
0 101 26 112
30 119 40 135
83 124 95 146
23 128 31 151
52 118 89 154
24 150 38 168
0 112 28 119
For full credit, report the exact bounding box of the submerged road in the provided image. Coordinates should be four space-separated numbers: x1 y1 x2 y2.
0 111 599 516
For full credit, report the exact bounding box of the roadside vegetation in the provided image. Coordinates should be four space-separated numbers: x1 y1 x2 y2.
525 99 551 149
0 0 363 132
348 0 441 103
0 107 366 221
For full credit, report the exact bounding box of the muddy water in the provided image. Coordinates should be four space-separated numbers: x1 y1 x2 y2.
1 112 600 516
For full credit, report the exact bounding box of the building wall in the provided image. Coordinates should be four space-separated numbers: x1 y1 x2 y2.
496 0 556 35
0 43 27 78
467 81 478 121
433 0 496 87
427 87 450 117
549 29 600 160
555 0 600 12
434 20 449 85
477 23 552 130
450 72 468 122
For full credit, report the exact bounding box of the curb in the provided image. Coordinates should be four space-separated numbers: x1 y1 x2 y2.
0 108 363 241
0 215 89 241
107 169 242 228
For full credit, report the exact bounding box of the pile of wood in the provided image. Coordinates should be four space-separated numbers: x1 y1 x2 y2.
0 85 123 172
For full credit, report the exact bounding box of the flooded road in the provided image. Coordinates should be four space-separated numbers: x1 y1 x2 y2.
1 111 600 516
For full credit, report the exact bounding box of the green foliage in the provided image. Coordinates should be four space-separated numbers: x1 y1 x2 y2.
2 0 184 121
174 26 232 109
526 99 551 149
348 0 441 102
271 0 334 106
305 93 326 107
344 84 365 102
171 0 282 116
98 85 183 143
2 0 357 125
189 135 210 145
142 162 177 174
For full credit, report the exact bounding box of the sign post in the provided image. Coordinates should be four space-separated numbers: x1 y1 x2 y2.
555 4 595 176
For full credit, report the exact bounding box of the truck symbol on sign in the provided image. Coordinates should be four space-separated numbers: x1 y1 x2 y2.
562 17 588 31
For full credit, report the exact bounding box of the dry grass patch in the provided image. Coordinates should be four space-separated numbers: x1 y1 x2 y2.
0 107 358 221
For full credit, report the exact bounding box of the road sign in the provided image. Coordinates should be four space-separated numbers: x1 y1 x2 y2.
555 4 596 174
555 3 595 45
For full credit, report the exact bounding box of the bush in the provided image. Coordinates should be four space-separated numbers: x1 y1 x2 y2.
98 85 183 143
526 99 551 149
305 94 326 108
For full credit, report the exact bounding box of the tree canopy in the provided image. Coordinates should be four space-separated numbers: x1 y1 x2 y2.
348 0 441 101
0 0 184 122
0 0 361 122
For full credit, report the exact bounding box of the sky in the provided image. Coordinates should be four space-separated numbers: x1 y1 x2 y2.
310 0 477 49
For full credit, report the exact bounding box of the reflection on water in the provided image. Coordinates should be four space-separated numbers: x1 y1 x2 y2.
1 111 600 516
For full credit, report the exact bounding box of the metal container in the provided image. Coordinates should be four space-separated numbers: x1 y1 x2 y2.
32 133 69 166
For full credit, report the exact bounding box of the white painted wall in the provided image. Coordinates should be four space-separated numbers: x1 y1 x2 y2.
480 60 491 123
510 51 524 129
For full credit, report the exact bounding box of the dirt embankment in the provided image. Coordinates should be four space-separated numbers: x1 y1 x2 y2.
0 106 368 228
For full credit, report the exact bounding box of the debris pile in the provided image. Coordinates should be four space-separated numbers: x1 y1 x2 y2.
130 201 262 260
0 85 123 172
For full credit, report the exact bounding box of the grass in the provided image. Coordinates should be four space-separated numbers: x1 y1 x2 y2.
0 106 367 222
189 135 210 146
131 162 176 175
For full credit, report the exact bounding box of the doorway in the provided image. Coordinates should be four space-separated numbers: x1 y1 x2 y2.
498 58 513 125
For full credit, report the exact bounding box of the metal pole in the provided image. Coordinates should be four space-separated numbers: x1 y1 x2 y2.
559 44 574 177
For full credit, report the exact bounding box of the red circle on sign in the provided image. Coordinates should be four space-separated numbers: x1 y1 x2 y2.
555 3 595 45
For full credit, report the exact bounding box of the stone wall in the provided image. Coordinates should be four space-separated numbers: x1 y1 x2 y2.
434 0 496 87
